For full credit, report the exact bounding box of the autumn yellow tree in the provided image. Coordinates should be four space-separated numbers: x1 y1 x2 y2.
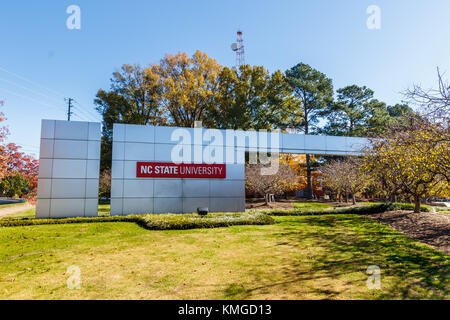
95 50 301 169
155 51 222 128
403 68 450 183
363 69 450 211
364 116 448 212
281 153 323 195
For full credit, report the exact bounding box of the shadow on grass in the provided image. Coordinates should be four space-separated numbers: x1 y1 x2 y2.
223 215 449 299
223 284 253 299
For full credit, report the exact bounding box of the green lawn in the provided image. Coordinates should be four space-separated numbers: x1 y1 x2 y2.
293 202 333 209
4 207 35 219
3 204 110 219
98 204 110 217
436 207 450 214
0 214 448 300
0 201 28 210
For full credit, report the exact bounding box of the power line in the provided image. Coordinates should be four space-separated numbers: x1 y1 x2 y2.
0 87 66 115
0 77 63 105
0 65 66 99
0 66 101 123
65 102 99 122
73 106 99 122
73 100 101 121
0 87 96 122
71 111 95 122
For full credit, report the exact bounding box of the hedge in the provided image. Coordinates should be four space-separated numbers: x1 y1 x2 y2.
0 202 432 228
252 203 432 216
139 212 275 230
0 212 275 230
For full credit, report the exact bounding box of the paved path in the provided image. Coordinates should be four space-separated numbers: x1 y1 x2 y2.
0 203 34 219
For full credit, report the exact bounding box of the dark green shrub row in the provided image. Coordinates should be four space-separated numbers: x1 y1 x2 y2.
138 212 275 230
253 203 432 217
389 203 432 212
0 212 275 230
0 215 141 228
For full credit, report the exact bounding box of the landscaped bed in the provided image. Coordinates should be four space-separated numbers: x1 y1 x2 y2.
251 202 433 216
0 212 275 230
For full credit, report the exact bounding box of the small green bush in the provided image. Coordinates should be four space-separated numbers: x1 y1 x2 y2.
390 203 432 212
0 174 30 198
0 212 275 230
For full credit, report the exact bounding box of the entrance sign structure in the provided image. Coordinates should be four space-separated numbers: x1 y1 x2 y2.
110 124 248 215
36 120 101 218
36 120 368 218
110 123 367 215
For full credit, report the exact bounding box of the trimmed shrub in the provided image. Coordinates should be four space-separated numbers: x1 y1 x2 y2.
139 213 274 230
0 212 275 230
390 203 432 212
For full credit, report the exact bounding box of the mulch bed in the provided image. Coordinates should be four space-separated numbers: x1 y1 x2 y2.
367 210 450 254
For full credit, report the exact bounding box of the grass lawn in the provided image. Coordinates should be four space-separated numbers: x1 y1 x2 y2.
0 201 27 210
4 208 36 219
436 207 450 214
98 204 110 217
293 202 333 209
0 214 448 299
3 204 111 219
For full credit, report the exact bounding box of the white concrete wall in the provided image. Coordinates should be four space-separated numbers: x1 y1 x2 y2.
281 134 369 155
110 124 246 215
35 120 369 217
36 120 101 218
110 124 369 215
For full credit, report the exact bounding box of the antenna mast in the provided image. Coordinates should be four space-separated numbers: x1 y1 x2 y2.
231 30 245 72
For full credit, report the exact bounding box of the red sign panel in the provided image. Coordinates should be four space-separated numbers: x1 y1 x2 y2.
136 162 226 179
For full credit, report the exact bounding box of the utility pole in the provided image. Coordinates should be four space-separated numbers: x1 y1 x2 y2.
65 98 73 121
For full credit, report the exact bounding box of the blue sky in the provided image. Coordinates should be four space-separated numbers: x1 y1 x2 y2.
1 0 450 156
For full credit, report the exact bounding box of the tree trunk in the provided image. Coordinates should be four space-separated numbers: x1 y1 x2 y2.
306 154 313 199
414 196 421 213
352 194 356 205
345 193 349 203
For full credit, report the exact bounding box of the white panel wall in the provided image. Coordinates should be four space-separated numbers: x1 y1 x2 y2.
36 120 101 218
110 124 246 215
109 124 369 215
36 120 368 217
280 133 367 155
